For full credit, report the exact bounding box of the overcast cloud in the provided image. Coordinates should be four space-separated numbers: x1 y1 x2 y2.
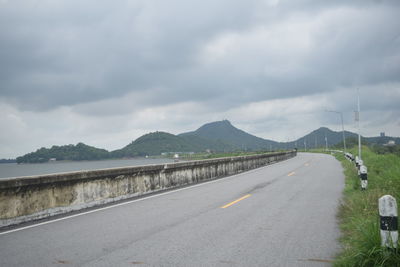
1 0 400 158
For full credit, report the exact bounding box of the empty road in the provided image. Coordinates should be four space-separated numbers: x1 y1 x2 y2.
0 153 344 266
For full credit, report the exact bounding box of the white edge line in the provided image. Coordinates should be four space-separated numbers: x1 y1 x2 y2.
0 157 294 236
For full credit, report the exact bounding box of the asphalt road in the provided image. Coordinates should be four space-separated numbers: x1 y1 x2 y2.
0 153 344 267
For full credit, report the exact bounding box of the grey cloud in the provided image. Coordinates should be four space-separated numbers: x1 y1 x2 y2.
1 0 400 159
0 0 399 117
0 0 262 109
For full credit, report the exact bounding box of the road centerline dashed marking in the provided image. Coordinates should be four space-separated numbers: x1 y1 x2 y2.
288 171 295 176
221 194 251 209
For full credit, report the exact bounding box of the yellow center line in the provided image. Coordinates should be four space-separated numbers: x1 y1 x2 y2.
288 171 295 176
221 194 251 209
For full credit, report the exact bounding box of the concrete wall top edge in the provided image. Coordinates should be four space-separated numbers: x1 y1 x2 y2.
165 151 289 169
0 151 295 189
0 164 166 189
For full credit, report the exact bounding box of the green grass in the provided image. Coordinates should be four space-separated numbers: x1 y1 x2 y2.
334 146 400 266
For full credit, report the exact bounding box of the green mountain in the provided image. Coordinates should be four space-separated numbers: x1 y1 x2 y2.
16 120 400 163
291 127 358 149
179 134 235 152
16 143 110 163
290 127 400 150
112 128 238 156
179 120 277 151
111 131 200 157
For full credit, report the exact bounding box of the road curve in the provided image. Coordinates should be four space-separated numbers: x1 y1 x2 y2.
0 153 344 266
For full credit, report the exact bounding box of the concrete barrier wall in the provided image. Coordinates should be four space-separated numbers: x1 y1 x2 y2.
0 151 296 227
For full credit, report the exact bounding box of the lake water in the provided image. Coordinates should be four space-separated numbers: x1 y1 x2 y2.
0 158 176 179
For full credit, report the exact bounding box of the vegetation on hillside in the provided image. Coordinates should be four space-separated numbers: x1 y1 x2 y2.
16 143 110 163
111 131 201 157
371 144 400 157
15 120 399 163
180 120 275 151
333 147 400 266
16 121 279 163
180 133 235 152
331 136 369 150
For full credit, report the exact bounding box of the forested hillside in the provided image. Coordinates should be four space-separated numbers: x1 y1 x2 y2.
16 120 399 163
16 143 110 163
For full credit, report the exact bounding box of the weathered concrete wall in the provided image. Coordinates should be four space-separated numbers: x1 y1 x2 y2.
0 151 296 227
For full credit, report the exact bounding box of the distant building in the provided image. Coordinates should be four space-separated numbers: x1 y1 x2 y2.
387 140 396 146
380 132 385 137
383 140 396 147
49 158 57 162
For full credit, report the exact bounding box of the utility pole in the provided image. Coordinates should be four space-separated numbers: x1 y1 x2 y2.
357 89 361 160
325 110 347 153
340 112 347 153
325 133 328 151
304 140 307 152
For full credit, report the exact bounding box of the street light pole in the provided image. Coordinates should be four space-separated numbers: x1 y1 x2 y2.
326 110 347 153
357 90 361 160
339 112 347 153
325 133 328 151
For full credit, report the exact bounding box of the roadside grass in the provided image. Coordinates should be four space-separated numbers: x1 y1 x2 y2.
333 146 400 266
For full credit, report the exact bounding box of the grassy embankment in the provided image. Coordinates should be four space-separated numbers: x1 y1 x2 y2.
333 146 400 266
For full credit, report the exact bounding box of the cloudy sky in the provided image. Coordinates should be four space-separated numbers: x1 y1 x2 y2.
1 0 399 158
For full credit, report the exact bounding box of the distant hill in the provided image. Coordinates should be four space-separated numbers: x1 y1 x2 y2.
0 158 16 164
16 143 110 163
112 128 238 157
179 120 277 151
111 131 200 157
290 127 400 150
290 127 358 150
179 133 235 152
16 120 400 162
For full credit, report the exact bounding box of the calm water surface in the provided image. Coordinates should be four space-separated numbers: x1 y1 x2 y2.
0 158 175 179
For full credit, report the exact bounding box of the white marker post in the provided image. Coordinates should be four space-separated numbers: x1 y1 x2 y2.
359 165 367 190
379 195 398 249
357 159 363 176
345 152 354 162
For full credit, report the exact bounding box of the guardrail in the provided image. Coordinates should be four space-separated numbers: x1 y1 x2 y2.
0 151 296 227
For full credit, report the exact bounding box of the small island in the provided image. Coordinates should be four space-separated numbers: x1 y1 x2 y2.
0 159 16 164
